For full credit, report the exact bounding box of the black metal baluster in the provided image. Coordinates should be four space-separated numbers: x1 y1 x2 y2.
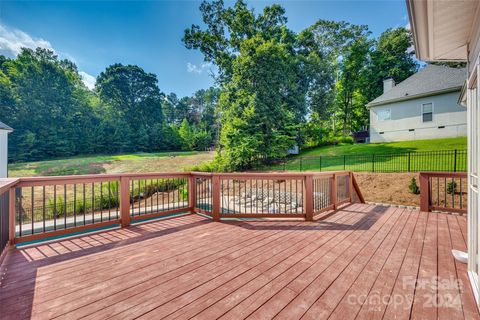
53 185 56 230
156 178 159 212
100 182 103 222
42 186 46 232
63 185 67 229
460 177 463 209
452 177 455 208
31 186 34 235
444 177 447 208
91 183 95 223
437 177 440 206
108 182 111 220
83 184 86 225
74 184 77 227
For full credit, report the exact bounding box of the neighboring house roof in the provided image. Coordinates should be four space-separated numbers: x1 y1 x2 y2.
0 121 13 131
367 65 467 107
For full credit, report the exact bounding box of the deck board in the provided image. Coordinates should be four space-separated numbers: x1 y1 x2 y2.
0 204 478 320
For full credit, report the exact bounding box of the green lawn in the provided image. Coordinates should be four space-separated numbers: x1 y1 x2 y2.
9 151 215 177
299 137 467 156
262 137 467 172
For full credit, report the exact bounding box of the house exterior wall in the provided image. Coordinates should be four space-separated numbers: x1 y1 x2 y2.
369 91 466 143
0 130 8 177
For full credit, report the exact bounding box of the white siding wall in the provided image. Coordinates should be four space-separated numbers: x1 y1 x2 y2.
0 130 7 177
369 91 466 143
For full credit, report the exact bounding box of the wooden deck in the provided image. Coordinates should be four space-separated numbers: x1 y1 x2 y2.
0 204 478 319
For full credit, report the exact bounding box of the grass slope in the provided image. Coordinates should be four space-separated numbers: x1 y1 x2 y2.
265 137 467 172
9 151 215 177
299 137 467 157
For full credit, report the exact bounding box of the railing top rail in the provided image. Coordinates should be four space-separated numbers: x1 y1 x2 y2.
419 172 467 178
191 171 349 179
0 178 19 194
15 172 192 187
8 170 353 188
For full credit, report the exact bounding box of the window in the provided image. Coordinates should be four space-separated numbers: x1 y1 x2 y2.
377 109 391 121
422 103 433 122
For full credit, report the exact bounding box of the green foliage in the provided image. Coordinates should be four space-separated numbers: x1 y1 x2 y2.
1 4 419 169
409 178 420 195
188 159 220 172
447 181 457 195
0 48 219 162
361 27 418 104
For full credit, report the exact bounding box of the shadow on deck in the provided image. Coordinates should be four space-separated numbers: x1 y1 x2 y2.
0 203 478 319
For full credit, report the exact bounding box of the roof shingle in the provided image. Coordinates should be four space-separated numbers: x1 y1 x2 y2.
367 64 466 107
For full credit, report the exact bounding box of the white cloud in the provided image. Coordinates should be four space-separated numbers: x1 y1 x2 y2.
405 22 411 31
0 24 97 90
187 62 212 74
0 24 53 57
79 71 96 90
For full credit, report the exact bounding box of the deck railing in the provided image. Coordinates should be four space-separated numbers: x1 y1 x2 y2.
0 171 364 259
419 172 467 214
190 171 363 220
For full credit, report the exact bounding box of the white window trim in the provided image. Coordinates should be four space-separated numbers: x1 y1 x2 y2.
377 108 391 121
421 102 434 122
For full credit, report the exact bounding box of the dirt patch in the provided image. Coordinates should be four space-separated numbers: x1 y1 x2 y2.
102 152 215 173
354 172 420 206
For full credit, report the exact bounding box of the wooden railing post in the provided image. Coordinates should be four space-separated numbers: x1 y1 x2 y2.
304 175 314 221
349 171 353 202
211 175 221 221
9 187 15 245
419 173 430 212
188 174 197 214
331 173 337 210
120 176 131 227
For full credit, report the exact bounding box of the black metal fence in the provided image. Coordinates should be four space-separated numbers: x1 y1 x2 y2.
258 149 467 173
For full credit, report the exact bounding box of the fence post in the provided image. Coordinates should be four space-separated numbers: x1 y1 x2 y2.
319 156 322 172
372 154 375 172
9 187 15 245
331 173 337 210
300 158 303 172
211 175 221 221
343 155 346 170
120 176 131 228
454 149 457 172
188 174 196 213
419 173 430 212
304 175 314 221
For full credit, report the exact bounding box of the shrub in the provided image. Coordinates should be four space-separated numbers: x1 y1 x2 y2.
409 177 420 194
447 181 457 195
188 160 220 172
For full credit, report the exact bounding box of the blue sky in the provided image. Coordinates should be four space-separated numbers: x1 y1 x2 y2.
0 0 408 97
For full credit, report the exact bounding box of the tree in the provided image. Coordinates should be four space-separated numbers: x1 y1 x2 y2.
217 36 302 169
183 0 295 84
95 63 166 151
362 27 418 103
0 48 96 160
184 1 306 169
178 118 194 150
335 26 372 135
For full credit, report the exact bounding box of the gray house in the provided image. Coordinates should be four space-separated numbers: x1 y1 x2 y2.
0 121 12 178
367 64 467 143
